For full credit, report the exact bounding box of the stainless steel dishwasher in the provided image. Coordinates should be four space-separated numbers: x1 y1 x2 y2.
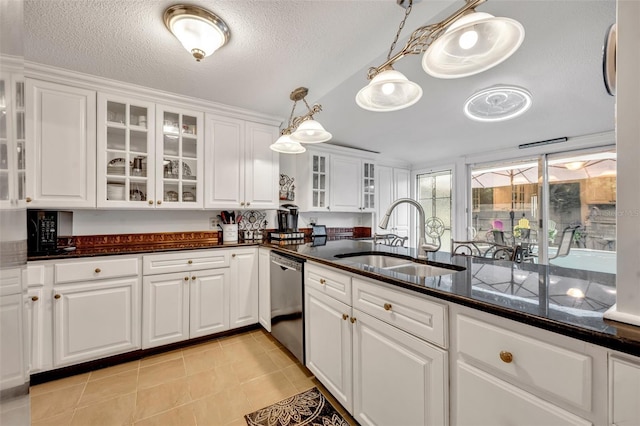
270 251 305 363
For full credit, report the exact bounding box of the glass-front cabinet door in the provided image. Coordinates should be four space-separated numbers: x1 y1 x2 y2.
311 153 329 209
155 105 203 208
97 93 155 208
362 161 375 211
0 73 25 208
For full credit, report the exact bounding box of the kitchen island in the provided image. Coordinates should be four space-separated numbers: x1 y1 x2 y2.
264 239 633 355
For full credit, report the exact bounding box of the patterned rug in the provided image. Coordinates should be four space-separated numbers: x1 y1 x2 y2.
244 387 350 426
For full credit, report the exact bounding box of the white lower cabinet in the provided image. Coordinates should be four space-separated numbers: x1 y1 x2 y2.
53 276 140 367
451 307 607 426
353 310 447 426
304 262 448 425
229 248 259 328
258 248 271 332
0 293 26 390
456 362 590 426
142 247 257 349
305 286 352 411
609 354 640 426
142 269 229 348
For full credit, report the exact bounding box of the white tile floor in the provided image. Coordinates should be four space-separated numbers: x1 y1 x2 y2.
30 328 356 426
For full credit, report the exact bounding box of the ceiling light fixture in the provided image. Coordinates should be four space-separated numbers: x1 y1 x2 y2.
464 85 532 122
356 0 524 112
164 4 230 62
270 87 332 154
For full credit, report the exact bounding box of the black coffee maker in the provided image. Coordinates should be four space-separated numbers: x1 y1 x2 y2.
277 204 299 232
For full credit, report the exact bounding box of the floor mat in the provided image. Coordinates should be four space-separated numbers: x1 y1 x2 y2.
244 387 349 426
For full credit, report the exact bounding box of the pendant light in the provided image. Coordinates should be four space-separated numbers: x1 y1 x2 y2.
356 0 524 112
164 5 230 62
422 11 525 78
356 68 423 112
269 133 306 154
270 87 331 154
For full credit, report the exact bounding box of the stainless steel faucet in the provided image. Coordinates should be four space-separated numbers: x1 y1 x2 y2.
379 198 437 259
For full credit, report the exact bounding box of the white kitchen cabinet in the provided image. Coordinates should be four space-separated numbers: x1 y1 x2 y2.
297 150 377 213
98 95 207 209
304 262 448 422
229 247 259 328
330 155 361 212
376 165 410 237
26 286 45 373
0 293 26 390
352 310 447 426
610 354 640 426
204 113 279 209
456 362 590 426
142 250 231 348
258 247 271 332
305 286 353 412
142 268 229 348
154 104 204 208
0 72 26 209
25 78 96 208
53 275 140 367
97 93 155 208
360 161 376 212
451 307 607 426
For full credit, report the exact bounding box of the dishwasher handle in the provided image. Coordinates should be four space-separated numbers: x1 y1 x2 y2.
272 259 299 271
270 253 303 272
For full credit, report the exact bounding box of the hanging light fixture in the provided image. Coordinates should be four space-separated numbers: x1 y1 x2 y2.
164 4 230 62
270 87 332 154
356 0 524 112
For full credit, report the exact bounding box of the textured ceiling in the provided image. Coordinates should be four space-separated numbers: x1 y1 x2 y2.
23 0 616 166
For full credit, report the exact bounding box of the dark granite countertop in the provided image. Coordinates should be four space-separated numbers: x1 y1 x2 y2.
263 239 640 357
29 238 639 357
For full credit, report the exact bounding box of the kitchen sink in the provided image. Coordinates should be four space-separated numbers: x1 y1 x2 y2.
334 253 462 277
384 263 457 277
334 254 412 268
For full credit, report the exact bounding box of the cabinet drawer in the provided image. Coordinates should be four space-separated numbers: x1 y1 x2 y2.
457 315 592 411
305 263 351 305
352 278 447 348
143 250 229 275
55 257 139 284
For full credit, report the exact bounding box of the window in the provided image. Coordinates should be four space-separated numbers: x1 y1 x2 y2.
469 147 616 274
417 170 452 251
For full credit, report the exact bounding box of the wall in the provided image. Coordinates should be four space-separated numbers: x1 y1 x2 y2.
71 209 278 236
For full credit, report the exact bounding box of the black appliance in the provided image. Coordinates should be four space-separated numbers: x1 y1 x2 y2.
27 210 73 255
277 204 299 232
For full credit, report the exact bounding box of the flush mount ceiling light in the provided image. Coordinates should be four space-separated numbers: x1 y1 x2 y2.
356 0 524 112
164 4 230 62
464 85 532 122
270 87 332 154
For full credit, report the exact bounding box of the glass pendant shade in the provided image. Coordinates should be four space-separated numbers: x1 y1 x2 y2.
269 134 306 154
290 119 332 143
356 69 423 112
422 12 525 78
164 5 230 61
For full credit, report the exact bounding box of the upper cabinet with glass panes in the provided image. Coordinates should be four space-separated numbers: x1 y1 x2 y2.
97 95 204 209
97 94 156 208
155 105 203 208
0 72 26 208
